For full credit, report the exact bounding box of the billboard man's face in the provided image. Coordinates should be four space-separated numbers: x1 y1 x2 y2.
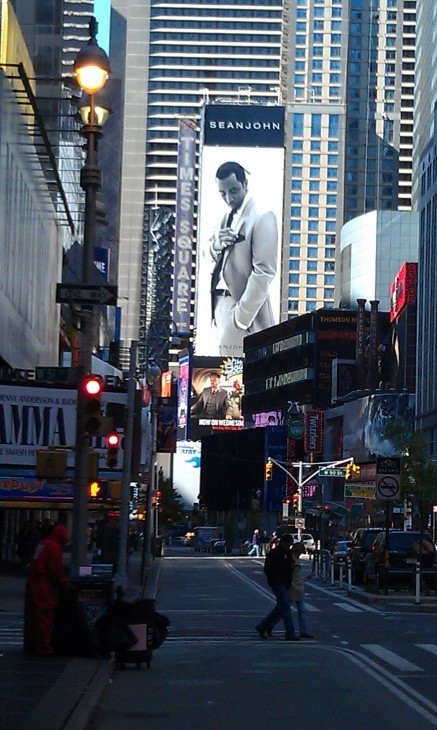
216 173 248 210
209 374 220 389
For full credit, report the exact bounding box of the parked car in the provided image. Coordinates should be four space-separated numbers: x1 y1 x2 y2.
364 530 436 588
291 533 316 553
348 528 383 584
170 536 190 546
332 540 352 577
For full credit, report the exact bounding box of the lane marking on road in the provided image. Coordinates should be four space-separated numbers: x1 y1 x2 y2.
361 644 423 672
335 647 437 726
333 602 363 613
306 581 382 613
416 644 437 657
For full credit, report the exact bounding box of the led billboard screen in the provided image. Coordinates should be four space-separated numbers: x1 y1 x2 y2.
194 104 285 358
189 355 244 441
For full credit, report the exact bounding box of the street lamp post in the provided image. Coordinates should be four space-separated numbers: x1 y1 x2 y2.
70 18 111 576
141 364 161 582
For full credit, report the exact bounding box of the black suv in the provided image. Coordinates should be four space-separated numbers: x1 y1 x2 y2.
364 531 436 588
348 528 383 584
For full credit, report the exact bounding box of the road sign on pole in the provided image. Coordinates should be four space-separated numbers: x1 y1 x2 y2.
376 456 401 500
56 284 118 305
319 468 346 478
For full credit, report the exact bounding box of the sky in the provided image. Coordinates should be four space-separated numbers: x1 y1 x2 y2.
94 0 110 53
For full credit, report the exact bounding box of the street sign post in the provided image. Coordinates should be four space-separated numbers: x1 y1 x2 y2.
319 468 346 478
56 284 118 306
376 456 401 500
344 485 376 499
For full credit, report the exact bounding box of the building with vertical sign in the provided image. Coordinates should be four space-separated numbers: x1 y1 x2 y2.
173 119 197 337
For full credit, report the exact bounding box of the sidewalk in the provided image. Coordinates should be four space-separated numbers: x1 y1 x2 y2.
0 552 161 730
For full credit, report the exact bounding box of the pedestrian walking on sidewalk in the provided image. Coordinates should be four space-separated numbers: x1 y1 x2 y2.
24 524 71 656
255 533 298 641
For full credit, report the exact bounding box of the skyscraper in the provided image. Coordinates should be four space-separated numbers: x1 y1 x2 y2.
111 0 417 352
111 0 283 354
280 0 416 317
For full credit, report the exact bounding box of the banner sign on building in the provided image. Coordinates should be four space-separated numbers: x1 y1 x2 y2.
304 410 324 454
194 104 285 358
173 118 197 335
0 385 127 470
390 262 417 322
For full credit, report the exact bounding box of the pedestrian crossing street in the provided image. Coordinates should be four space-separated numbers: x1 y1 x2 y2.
1 612 435 678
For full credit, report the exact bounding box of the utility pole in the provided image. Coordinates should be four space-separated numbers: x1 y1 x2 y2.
114 340 137 592
267 457 354 541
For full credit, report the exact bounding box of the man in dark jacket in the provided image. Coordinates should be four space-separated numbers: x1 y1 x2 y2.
255 533 298 641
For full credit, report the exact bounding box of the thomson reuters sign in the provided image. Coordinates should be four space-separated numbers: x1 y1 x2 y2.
304 410 324 454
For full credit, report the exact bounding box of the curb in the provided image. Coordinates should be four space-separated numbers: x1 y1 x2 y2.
23 657 114 730
346 588 437 612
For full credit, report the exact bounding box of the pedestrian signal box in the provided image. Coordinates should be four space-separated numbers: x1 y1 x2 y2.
36 449 67 479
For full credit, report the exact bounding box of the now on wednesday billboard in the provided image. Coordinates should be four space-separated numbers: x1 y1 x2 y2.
194 104 285 359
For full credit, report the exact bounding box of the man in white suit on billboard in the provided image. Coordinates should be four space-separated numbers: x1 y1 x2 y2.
209 161 278 357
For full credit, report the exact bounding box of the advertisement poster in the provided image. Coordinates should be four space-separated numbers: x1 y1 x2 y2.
194 104 285 358
189 355 244 441
176 353 190 441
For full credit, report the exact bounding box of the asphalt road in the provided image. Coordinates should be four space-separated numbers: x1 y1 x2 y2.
87 550 437 730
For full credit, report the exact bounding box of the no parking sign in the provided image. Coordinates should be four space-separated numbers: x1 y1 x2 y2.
376 457 401 500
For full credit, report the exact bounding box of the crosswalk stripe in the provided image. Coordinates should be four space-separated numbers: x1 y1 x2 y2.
334 602 363 613
362 644 423 672
416 644 437 657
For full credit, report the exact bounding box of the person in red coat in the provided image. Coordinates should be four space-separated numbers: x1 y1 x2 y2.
24 524 70 656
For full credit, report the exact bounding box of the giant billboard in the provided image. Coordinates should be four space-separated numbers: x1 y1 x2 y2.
189 355 244 441
194 104 285 358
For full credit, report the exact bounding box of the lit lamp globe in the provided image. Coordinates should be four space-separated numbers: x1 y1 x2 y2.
74 20 110 94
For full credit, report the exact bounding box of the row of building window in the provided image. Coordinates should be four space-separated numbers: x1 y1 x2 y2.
289 287 335 299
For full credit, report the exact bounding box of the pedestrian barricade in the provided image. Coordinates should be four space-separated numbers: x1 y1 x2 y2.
309 549 331 582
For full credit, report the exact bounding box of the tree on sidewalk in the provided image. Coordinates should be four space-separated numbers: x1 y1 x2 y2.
384 419 437 533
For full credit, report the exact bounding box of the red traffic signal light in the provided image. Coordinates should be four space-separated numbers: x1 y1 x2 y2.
106 432 120 468
155 490 162 507
81 375 103 436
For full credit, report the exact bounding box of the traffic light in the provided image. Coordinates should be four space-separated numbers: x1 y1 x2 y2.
106 432 120 468
81 375 103 436
345 463 352 480
292 493 299 512
265 461 273 481
155 491 162 508
352 463 361 477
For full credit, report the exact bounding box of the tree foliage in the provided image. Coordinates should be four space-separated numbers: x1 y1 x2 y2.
157 474 186 526
384 420 437 512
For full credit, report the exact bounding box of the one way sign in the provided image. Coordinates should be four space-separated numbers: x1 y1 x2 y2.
56 284 118 306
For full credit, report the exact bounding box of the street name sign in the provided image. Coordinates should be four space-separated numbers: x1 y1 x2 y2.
319 468 346 478
56 284 118 306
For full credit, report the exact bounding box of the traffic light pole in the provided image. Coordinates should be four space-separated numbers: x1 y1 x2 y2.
114 340 137 593
267 456 354 541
